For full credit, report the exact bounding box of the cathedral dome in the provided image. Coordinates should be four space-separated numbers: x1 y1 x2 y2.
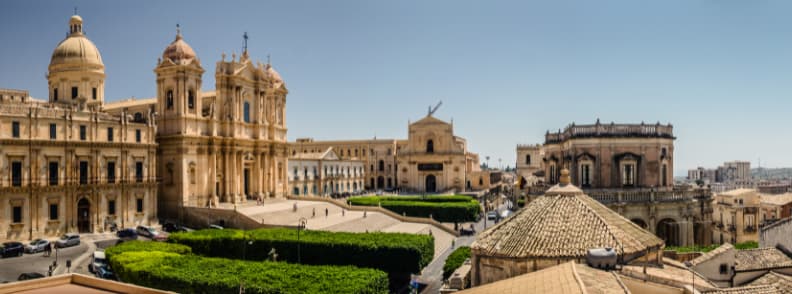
162 31 197 64
49 15 104 69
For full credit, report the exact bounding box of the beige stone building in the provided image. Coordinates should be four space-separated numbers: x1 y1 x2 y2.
291 113 493 194
518 121 712 246
712 189 761 245
689 243 792 287
288 147 365 197
515 144 542 188
0 15 158 241
760 192 792 224
104 28 290 218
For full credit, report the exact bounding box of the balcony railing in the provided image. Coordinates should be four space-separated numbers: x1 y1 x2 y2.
545 122 674 144
745 226 756 233
587 190 709 204
743 207 758 214
728 224 736 232
716 222 724 229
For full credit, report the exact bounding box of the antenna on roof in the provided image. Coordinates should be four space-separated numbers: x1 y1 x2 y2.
428 100 442 116
74 6 78 15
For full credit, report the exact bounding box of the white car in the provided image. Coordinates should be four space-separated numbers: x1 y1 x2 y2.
25 239 50 253
89 251 107 273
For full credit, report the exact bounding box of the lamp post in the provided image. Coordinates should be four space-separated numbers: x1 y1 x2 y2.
297 217 307 264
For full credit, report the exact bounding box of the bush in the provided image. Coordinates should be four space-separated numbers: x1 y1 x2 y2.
168 228 434 274
735 241 758 250
105 240 191 260
108 246 388 294
349 195 480 222
443 246 471 280
666 241 759 253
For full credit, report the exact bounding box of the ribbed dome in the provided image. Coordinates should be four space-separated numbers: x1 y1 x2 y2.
49 15 104 69
162 34 197 64
266 64 284 88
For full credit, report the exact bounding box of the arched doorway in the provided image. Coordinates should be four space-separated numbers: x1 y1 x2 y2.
426 175 437 193
77 198 91 233
656 218 680 246
630 218 648 229
377 176 385 189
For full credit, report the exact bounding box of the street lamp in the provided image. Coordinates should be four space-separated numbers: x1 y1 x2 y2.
297 217 307 264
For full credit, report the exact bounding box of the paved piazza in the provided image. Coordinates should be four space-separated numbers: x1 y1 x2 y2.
229 199 455 260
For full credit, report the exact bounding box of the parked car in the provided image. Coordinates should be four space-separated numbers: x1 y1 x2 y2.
116 228 138 241
96 266 116 280
25 239 50 253
486 211 498 221
89 251 107 273
500 210 513 219
136 226 157 238
208 224 224 230
459 227 475 236
54 233 80 248
162 223 193 233
17 273 45 281
1 242 24 258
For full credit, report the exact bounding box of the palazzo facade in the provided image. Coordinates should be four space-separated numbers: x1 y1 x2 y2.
0 15 157 240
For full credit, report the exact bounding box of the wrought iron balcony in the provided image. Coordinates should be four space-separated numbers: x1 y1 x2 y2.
728 224 736 232
744 226 756 233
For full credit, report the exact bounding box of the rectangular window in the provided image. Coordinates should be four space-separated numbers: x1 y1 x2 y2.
107 161 116 183
49 123 57 139
135 129 141 143
49 204 58 220
719 264 728 275
53 89 58 101
11 161 22 187
79 161 89 185
71 87 78 99
49 161 58 186
136 198 144 213
107 127 113 142
92 87 97 100
581 164 591 187
12 206 22 223
12 121 20 138
623 164 635 186
135 161 144 183
108 200 116 215
79 125 86 141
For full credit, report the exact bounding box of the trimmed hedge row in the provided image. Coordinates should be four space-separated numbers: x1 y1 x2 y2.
168 228 434 274
443 246 471 279
107 243 388 294
349 196 480 222
105 240 192 260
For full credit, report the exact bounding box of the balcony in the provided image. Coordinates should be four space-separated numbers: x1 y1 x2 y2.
743 207 758 214
716 222 724 229
728 224 736 232
744 226 756 233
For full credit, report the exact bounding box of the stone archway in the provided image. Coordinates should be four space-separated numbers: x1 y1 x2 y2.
426 175 437 193
77 198 91 233
377 176 385 189
656 218 680 246
630 218 648 229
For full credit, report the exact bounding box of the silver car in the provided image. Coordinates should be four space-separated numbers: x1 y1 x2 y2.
25 239 50 253
54 233 80 248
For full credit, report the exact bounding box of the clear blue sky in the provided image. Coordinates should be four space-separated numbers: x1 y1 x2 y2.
2 1 791 176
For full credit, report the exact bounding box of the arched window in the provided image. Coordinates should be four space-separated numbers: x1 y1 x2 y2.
134 112 144 122
166 90 174 109
479 177 484 186
426 140 434 153
378 160 385 172
243 102 251 123
525 155 531 165
188 90 195 109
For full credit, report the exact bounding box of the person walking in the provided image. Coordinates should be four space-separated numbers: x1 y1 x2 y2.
312 208 316 218
45 242 52 257
325 208 328 217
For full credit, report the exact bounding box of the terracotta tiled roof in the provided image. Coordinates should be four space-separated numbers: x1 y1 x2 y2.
735 248 792 271
471 184 663 259
689 243 735 266
702 285 780 294
457 262 629 294
748 272 792 294
621 261 718 291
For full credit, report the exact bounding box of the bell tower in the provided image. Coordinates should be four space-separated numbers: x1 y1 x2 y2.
154 25 204 135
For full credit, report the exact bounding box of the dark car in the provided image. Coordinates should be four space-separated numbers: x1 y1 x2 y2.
17 272 45 281
116 228 138 241
162 222 178 233
1 242 24 258
96 266 116 280
459 227 475 236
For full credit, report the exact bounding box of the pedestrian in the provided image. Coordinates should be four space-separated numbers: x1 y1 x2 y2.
325 208 328 217
293 202 298 212
364 211 367 218
45 243 52 257
312 208 316 218
342 209 345 217
452 239 455 248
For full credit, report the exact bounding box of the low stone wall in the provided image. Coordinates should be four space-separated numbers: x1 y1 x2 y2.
178 206 281 230
662 250 702 263
286 196 460 237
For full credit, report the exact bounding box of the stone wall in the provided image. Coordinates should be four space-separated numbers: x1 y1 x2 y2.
760 218 792 249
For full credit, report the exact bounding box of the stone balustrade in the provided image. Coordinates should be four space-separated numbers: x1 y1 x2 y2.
545 122 674 144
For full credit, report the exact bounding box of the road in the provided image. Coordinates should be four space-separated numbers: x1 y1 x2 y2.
0 234 124 283
419 200 512 293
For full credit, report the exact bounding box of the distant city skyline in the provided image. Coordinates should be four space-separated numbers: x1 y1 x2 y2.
2 1 792 175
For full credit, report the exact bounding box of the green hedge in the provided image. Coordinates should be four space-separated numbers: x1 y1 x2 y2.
666 241 759 253
108 244 388 293
443 246 471 280
105 240 192 260
349 196 480 222
168 228 434 274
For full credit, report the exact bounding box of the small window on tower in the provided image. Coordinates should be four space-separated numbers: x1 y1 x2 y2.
92 87 97 100
188 90 195 109
53 88 58 101
166 90 174 109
